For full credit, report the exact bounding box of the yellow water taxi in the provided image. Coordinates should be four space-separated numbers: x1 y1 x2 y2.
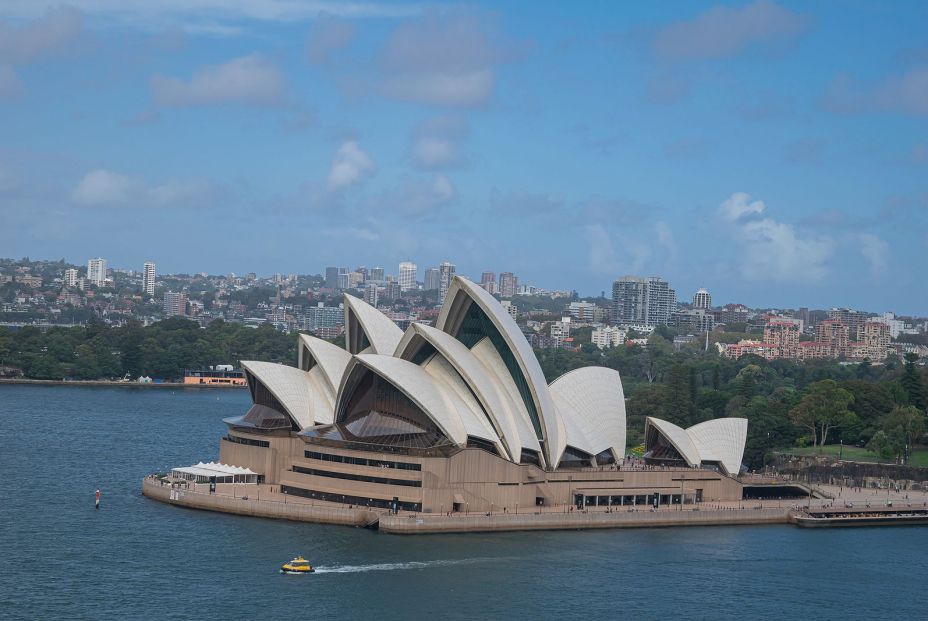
280 556 315 574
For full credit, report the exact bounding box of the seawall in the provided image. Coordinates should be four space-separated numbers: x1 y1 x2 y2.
143 479 791 533
378 507 790 534
142 479 377 526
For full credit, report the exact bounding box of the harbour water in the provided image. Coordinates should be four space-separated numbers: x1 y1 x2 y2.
2 385 927 620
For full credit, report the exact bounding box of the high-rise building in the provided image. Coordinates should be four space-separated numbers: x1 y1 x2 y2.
500 300 518 320
142 261 156 296
384 281 401 301
347 271 364 289
336 267 349 290
692 288 711 309
87 258 107 286
550 317 571 348
612 276 647 326
325 267 339 289
858 321 890 359
646 277 677 327
364 283 379 307
424 268 440 291
480 272 497 295
398 261 417 292
763 319 800 359
64 268 78 288
499 272 517 298
163 291 188 317
439 262 455 301
816 319 849 358
370 266 385 282
592 326 626 349
612 275 677 328
828 308 866 341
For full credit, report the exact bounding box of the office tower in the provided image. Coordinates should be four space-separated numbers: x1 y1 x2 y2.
398 261 417 292
439 262 455 301
498 272 517 298
364 283 379 307
611 275 676 327
424 267 440 291
163 291 188 317
480 271 497 295
612 276 648 326
87 258 107 286
337 267 349 290
64 268 78 288
142 261 156 296
692 288 711 310
645 277 677 326
325 267 338 289
370 266 385 281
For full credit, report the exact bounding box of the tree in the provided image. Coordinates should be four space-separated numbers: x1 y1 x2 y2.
877 405 926 463
901 353 927 411
788 379 856 446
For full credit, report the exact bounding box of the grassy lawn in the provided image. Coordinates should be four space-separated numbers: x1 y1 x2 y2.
784 445 928 467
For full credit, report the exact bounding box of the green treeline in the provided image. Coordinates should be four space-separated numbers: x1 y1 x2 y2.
536 336 928 468
0 318 295 381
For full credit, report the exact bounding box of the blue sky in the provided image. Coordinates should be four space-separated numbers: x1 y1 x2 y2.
1 1 926 313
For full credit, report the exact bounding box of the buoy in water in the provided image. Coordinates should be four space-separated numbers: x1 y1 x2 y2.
95 488 101 509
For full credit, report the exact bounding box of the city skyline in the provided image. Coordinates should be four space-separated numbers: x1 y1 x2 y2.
1 2 926 313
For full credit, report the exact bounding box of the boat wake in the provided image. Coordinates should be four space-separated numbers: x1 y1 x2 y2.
313 557 496 574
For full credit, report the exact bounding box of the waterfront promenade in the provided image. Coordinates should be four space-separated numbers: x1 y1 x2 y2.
142 476 928 534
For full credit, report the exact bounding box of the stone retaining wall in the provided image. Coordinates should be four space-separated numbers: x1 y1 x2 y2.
142 479 377 527
378 507 790 534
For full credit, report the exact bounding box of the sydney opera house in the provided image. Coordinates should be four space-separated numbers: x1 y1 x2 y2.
217 276 748 513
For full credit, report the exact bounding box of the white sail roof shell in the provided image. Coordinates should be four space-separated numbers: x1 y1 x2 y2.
241 360 315 430
687 418 748 476
646 416 748 476
343 294 403 355
436 277 565 467
347 354 498 447
298 333 351 390
646 417 700 467
394 323 530 461
548 367 626 463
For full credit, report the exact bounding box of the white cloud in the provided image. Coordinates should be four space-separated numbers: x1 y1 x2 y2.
395 174 456 215
72 169 134 206
824 66 928 117
382 70 493 107
150 54 284 107
857 233 889 278
378 8 515 107
305 13 355 65
72 168 217 208
718 192 834 283
654 0 808 62
327 140 375 190
0 6 82 65
719 191 766 221
411 115 469 169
